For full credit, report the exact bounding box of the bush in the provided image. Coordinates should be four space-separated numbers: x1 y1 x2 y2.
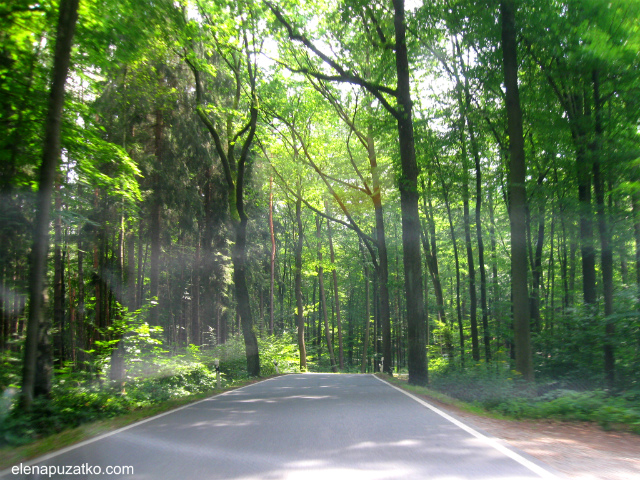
0 332 304 447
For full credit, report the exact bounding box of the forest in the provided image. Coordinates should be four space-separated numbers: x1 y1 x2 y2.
1 0 640 446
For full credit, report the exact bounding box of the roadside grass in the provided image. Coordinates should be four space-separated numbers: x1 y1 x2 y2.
376 373 506 418
0 376 272 471
378 372 640 434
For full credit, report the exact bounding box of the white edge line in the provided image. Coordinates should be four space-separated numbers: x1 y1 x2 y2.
372 375 562 480
0 376 277 477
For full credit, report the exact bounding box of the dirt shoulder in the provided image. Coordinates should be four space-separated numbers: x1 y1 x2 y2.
411 388 640 480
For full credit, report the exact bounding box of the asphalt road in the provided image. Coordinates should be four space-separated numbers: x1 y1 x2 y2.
1 374 563 479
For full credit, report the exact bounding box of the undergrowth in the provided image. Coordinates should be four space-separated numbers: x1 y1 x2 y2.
0 332 300 447
425 356 640 433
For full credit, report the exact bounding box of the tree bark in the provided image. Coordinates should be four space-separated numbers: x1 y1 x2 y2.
294 189 307 370
327 216 344 370
592 69 615 387
633 192 640 295
21 0 79 408
269 176 275 336
461 135 479 362
149 109 163 325
501 0 533 380
366 134 393 375
360 244 371 373
440 175 464 366
530 181 546 333
191 231 200 345
470 124 490 362
317 216 338 372
393 0 427 385
53 177 65 365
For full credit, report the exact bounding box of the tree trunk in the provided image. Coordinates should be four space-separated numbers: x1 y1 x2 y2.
53 177 65 365
461 142 480 362
295 190 307 370
420 181 447 330
360 244 371 373
634 192 640 296
501 0 533 380
593 69 615 387
21 0 79 408
488 190 500 351
149 109 163 325
327 216 344 370
469 124 490 362
269 176 275 336
317 216 338 372
393 0 427 385
233 218 260 376
530 180 546 333
441 178 464 366
366 134 393 375
191 231 200 345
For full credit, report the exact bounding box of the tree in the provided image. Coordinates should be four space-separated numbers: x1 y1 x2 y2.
501 0 533 381
185 1 261 375
268 0 428 385
20 0 80 409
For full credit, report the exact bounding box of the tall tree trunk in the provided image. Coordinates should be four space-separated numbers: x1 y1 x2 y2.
149 109 163 325
191 231 201 345
233 218 260 375
469 125 490 362
441 177 464 366
547 210 556 330
53 177 65 365
488 190 500 351
572 92 597 306
460 131 479 362
454 74 479 363
360 243 371 373
634 192 640 296
126 228 136 314
21 0 79 408
530 178 546 333
317 216 338 372
367 134 393 375
327 216 344 370
136 219 144 310
501 0 533 380
269 176 275 336
420 181 446 330
593 70 615 387
294 190 307 370
393 0 427 385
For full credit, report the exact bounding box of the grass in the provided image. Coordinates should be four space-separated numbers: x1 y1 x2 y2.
376 373 504 418
377 372 640 434
0 376 271 471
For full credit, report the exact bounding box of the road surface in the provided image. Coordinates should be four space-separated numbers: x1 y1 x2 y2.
1 374 563 479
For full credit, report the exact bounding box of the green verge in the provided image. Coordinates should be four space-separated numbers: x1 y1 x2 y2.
375 373 506 418
376 373 640 434
0 376 273 471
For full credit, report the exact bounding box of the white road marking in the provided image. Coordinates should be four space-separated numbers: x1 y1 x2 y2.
0 377 276 478
372 375 563 479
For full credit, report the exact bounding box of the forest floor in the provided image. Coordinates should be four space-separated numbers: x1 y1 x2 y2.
389 378 640 480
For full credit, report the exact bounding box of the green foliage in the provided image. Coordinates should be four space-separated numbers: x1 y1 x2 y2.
426 357 640 433
0 332 301 447
491 390 640 433
258 332 301 375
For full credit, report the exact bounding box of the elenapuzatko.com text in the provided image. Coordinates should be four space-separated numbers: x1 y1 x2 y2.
11 463 134 476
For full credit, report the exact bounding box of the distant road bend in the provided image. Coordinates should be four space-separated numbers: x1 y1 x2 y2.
1 374 564 479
